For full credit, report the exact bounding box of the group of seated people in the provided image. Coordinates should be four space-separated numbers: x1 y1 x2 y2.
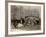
11 16 41 28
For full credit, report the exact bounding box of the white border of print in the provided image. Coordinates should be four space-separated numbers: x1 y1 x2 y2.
8 2 44 35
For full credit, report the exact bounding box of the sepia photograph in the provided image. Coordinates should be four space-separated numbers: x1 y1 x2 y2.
8 2 44 35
